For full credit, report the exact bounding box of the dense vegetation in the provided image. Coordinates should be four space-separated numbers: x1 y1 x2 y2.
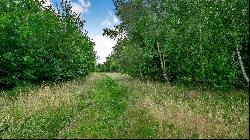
0 0 96 88
102 0 249 90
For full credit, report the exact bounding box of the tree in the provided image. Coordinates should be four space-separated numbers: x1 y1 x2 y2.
0 0 96 88
104 0 249 89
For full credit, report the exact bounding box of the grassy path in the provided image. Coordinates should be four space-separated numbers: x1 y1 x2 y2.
0 73 249 139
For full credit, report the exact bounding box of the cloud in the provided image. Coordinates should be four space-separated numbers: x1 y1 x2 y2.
71 2 83 14
72 0 91 15
101 10 120 28
79 0 91 9
38 0 52 7
92 35 117 64
113 17 119 24
101 18 113 27
39 0 91 15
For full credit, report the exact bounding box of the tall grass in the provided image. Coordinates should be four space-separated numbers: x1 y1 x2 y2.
0 73 249 139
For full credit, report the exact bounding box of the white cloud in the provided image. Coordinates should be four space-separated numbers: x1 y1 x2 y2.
101 18 112 27
38 0 52 7
39 0 91 15
92 35 117 64
72 0 91 15
79 0 91 9
72 2 83 14
113 17 119 24
101 10 120 28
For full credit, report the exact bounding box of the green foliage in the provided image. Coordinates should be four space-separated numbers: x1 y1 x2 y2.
95 54 121 73
0 0 95 88
105 0 249 89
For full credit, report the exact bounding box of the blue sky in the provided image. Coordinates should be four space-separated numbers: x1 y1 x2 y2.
43 0 119 63
84 0 117 36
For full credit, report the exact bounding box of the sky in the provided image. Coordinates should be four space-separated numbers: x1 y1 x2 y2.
43 0 119 64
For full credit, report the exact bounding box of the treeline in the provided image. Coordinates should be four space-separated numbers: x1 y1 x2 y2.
0 0 96 88
102 0 249 89
95 56 119 72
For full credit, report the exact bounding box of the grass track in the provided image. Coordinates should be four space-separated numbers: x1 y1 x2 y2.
0 73 249 139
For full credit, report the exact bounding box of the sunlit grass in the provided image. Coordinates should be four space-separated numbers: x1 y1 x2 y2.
0 73 248 139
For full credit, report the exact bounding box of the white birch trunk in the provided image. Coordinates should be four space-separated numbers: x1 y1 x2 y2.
236 47 249 83
157 40 169 83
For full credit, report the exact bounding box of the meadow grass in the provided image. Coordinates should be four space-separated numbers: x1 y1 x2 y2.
0 72 248 139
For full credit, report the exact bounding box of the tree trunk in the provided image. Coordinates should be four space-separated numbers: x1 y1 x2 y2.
139 68 143 77
157 40 169 83
236 47 249 83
